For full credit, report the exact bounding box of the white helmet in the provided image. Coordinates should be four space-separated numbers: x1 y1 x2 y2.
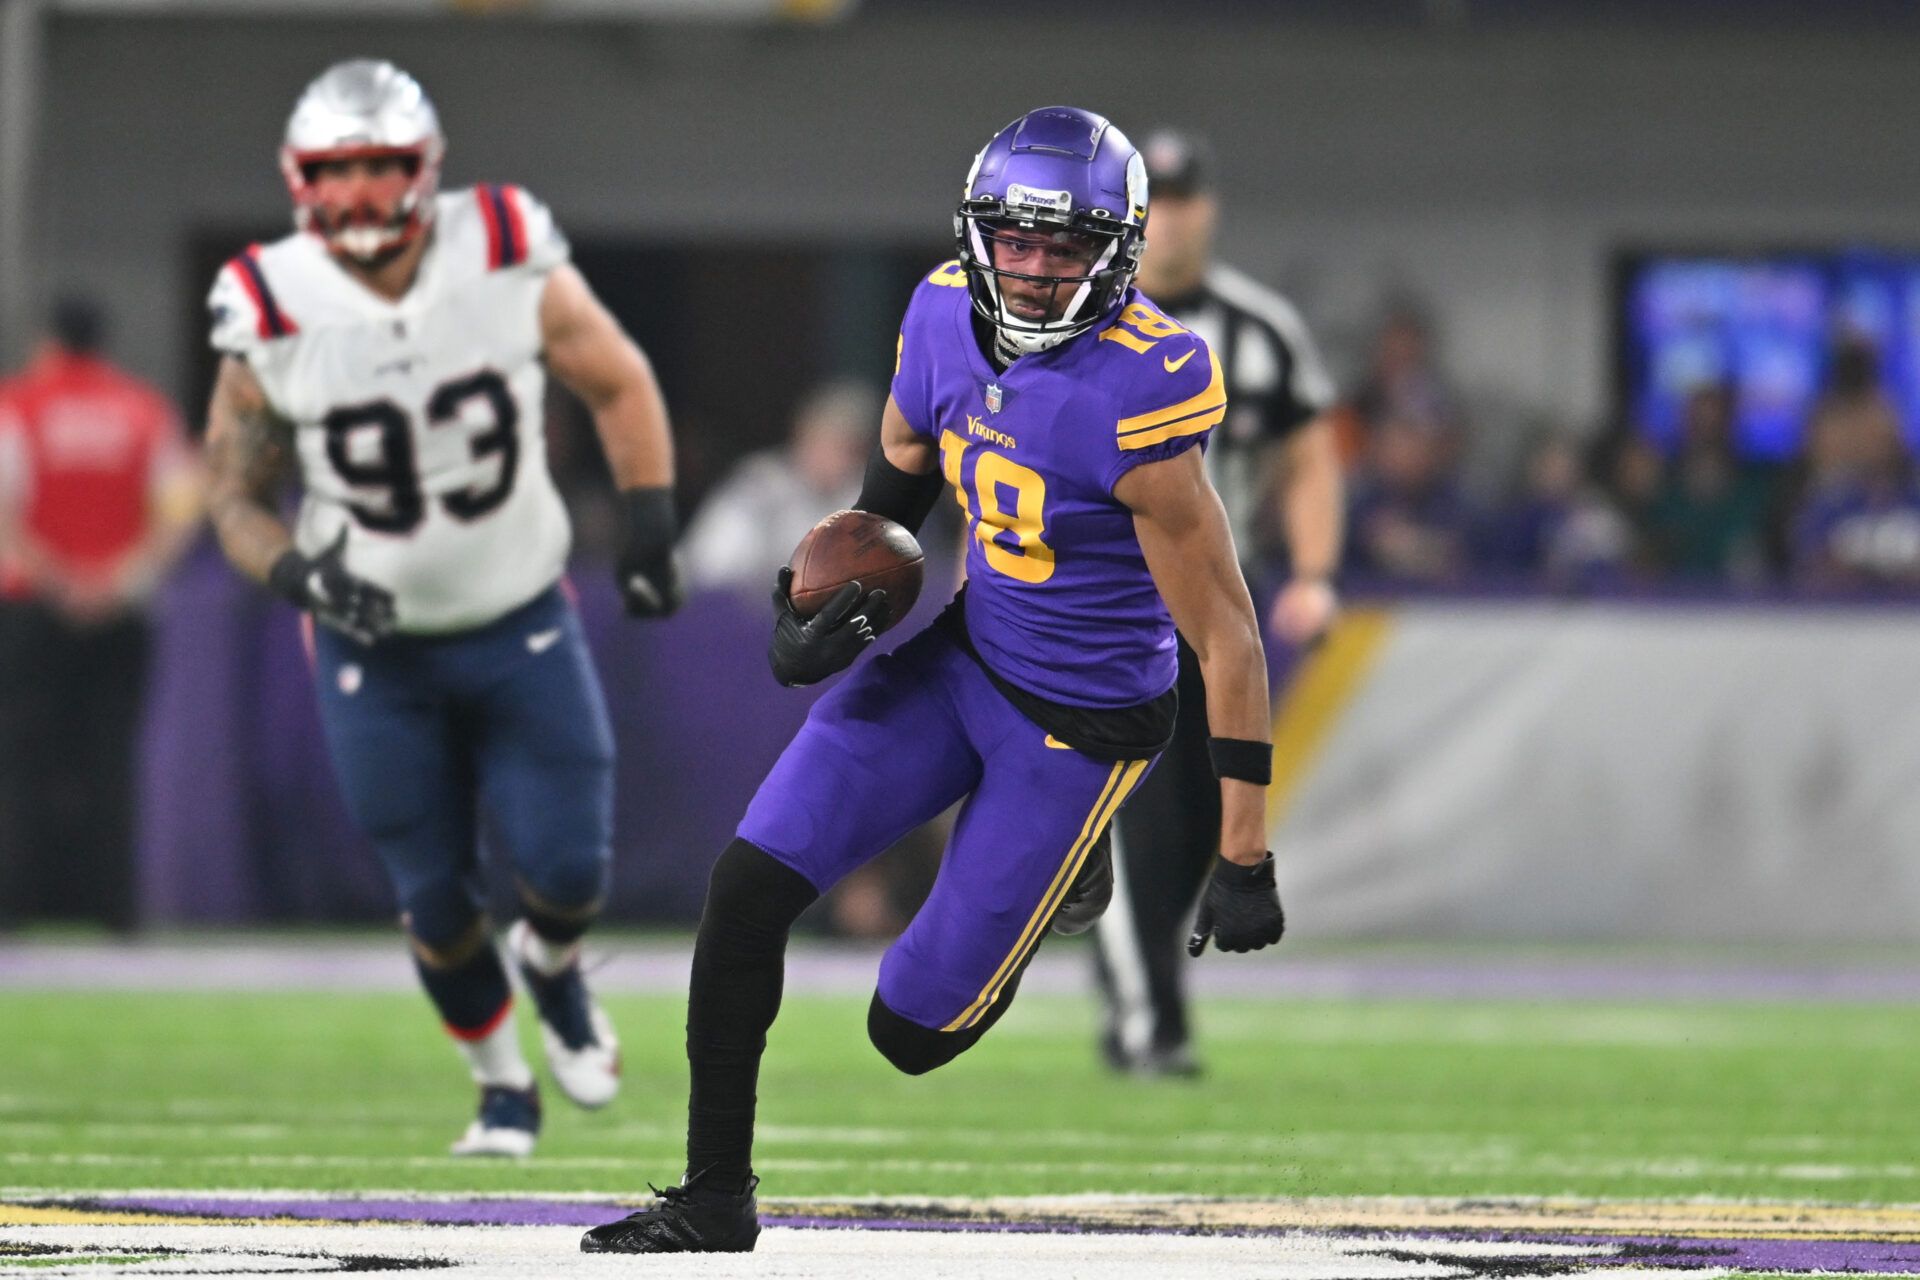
280 59 445 264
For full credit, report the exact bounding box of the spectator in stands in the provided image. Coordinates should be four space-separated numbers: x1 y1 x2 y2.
1344 415 1477 584
1336 302 1462 469
0 298 204 932
1482 432 1635 588
681 379 876 596
1805 336 1905 488
1593 429 1667 576
1790 454 1920 588
1645 384 1774 582
1788 338 1920 588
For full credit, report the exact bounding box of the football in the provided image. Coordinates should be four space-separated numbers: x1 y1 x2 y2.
786 509 925 630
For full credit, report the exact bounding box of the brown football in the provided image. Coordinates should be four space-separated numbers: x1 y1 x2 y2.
786 509 925 631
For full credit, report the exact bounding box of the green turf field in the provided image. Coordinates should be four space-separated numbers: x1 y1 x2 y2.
5 988 1918 1205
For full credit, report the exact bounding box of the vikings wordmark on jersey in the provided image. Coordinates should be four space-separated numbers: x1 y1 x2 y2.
207 186 572 633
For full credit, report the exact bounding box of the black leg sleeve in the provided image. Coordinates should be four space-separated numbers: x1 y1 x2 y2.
684 839 820 1191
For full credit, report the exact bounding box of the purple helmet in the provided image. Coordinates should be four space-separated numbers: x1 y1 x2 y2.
956 106 1149 350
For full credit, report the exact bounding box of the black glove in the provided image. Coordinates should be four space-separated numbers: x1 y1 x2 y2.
268 528 397 646
1186 852 1286 956
617 487 684 619
768 566 885 688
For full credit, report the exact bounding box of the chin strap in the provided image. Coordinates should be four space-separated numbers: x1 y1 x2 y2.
988 272 1117 362
993 323 1073 364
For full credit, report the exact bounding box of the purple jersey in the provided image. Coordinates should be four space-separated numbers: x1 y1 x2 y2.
891 260 1225 708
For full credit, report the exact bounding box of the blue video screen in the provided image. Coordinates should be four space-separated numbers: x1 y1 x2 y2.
1620 252 1920 460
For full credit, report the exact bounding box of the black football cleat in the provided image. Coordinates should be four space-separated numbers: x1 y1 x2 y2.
580 1174 760 1254
1051 828 1114 936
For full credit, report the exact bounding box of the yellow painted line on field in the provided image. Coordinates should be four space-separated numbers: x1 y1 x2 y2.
0 1203 372 1228
1266 607 1395 828
778 1194 1920 1241
0 1205 227 1226
1260 1198 1920 1241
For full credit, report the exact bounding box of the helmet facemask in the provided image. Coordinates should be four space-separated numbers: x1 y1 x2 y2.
959 209 1134 355
283 144 443 267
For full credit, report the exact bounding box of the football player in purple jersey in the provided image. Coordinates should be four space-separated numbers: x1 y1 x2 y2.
584 106 1284 1256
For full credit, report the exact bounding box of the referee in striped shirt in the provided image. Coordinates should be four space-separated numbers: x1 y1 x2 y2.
1094 128 1346 1076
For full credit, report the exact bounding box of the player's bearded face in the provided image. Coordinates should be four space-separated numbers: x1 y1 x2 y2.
306 154 419 264
987 227 1104 322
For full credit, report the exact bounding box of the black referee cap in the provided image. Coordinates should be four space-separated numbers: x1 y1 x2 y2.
1140 127 1214 199
49 296 104 356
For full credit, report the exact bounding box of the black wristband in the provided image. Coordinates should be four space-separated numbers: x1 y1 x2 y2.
620 486 678 556
854 446 944 536
267 548 309 605
1208 736 1273 785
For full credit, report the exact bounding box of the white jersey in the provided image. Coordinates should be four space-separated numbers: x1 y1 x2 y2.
208 185 572 633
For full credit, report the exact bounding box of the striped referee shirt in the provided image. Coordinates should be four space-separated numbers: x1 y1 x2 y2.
1152 263 1335 565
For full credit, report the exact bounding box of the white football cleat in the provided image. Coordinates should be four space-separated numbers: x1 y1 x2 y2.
449 1082 540 1157
508 919 621 1109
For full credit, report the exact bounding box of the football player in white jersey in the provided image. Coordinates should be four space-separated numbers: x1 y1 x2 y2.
202 60 680 1157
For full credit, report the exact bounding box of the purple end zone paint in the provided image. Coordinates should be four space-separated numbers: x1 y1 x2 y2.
1397 1231 1920 1274
79 1196 1920 1272
1552 1232 1920 1273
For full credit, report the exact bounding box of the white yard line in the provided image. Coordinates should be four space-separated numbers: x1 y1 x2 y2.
0 1114 1869 1161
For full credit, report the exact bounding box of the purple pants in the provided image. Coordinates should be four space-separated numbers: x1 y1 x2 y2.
738 622 1153 1032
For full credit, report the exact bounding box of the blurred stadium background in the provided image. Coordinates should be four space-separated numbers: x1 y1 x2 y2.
9 0 1920 939
8 5 1920 1272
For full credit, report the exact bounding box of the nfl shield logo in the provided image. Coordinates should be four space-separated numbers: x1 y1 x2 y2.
985 382 1004 414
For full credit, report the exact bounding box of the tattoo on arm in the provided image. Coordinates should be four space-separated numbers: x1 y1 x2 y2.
211 400 289 501
205 361 297 583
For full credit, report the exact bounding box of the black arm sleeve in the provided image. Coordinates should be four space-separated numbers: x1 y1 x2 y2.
854 445 944 536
